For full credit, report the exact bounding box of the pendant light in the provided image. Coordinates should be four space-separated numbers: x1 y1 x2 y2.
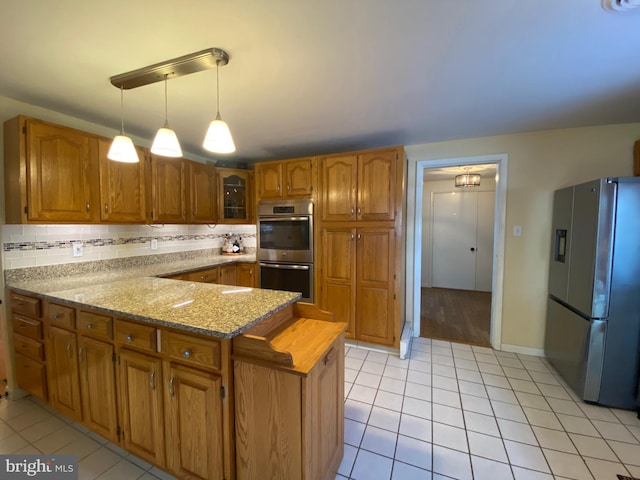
151 74 182 158
203 56 236 154
107 85 140 163
455 168 481 187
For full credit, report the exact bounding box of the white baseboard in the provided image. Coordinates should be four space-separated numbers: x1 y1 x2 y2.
500 343 545 357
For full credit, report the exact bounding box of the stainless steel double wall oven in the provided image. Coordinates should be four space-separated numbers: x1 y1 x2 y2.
257 199 314 302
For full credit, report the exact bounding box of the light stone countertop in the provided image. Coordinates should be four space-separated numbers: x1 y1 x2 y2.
5 252 302 338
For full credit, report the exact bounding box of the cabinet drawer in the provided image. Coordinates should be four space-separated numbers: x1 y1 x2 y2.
14 352 47 401
162 331 221 370
47 303 76 329
14 333 45 361
188 267 219 283
78 310 113 340
13 334 44 361
115 319 157 352
12 314 43 340
11 293 41 318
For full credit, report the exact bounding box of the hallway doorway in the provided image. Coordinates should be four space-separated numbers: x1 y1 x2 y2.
407 154 507 350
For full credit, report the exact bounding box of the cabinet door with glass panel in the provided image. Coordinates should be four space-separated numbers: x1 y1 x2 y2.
217 167 252 224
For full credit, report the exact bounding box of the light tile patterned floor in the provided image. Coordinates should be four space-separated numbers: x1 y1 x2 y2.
2 337 640 480
340 337 640 480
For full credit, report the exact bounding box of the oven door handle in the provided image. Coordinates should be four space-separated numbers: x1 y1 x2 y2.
258 216 311 222
259 263 311 270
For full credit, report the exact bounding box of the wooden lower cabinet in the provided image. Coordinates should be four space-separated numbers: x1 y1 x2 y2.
320 226 397 346
14 352 47 400
78 336 118 443
117 348 165 467
236 263 256 288
47 326 82 422
233 303 346 480
164 363 224 480
219 264 237 286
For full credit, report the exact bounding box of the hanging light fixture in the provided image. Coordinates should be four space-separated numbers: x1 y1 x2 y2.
203 52 235 154
107 85 140 163
109 48 236 156
455 168 481 188
151 74 182 158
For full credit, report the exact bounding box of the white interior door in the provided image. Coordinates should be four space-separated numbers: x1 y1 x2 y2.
432 191 495 291
432 192 477 290
475 191 495 292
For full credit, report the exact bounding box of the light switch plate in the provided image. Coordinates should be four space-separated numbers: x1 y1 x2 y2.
513 225 523 237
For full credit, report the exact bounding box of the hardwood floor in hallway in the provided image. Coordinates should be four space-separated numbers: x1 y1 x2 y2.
420 287 492 347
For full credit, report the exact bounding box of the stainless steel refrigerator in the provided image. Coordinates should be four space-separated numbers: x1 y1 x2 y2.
545 177 640 409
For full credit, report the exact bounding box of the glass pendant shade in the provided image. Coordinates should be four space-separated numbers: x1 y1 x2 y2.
151 122 183 157
151 75 182 158
108 85 139 163
203 114 236 154
108 135 139 163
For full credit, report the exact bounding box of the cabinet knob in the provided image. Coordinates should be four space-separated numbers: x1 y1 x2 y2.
104 204 109 214
86 323 93 330
350 208 354 215
182 348 192 359
86 202 91 213
125 335 133 343
287 184 291 192
149 370 156 390
357 207 362 216
277 184 280 192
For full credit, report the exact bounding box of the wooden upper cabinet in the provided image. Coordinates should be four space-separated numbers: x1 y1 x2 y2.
255 162 282 200
98 138 147 223
255 157 313 201
189 161 217 224
151 155 188 223
357 149 396 222
4 116 99 223
320 147 399 223
320 154 357 222
217 167 251 224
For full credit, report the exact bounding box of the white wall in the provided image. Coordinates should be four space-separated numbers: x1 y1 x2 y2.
422 178 496 287
407 123 640 352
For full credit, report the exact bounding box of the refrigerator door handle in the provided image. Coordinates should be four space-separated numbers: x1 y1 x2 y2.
554 229 567 263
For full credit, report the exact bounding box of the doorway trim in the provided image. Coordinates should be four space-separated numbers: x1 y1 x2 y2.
405 153 508 350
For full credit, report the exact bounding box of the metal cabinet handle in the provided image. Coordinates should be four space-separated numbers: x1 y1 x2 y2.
277 184 280 192
182 348 192 359
350 207 355 215
86 203 90 213
149 371 156 390
104 204 109 214
351 234 354 240
125 335 133 343
169 375 175 397
287 184 291 192
53 313 61 320
86 323 93 330
357 234 361 240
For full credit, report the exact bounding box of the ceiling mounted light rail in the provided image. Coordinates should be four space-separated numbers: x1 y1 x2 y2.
109 48 235 159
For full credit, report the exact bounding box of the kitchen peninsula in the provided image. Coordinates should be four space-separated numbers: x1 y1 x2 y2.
6 253 346 480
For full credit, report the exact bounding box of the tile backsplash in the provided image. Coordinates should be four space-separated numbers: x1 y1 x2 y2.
1 223 256 270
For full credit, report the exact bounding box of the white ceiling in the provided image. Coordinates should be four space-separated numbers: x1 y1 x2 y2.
1 1 639 163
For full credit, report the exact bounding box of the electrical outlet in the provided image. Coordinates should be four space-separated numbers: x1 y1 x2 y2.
72 242 83 257
151 238 158 250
